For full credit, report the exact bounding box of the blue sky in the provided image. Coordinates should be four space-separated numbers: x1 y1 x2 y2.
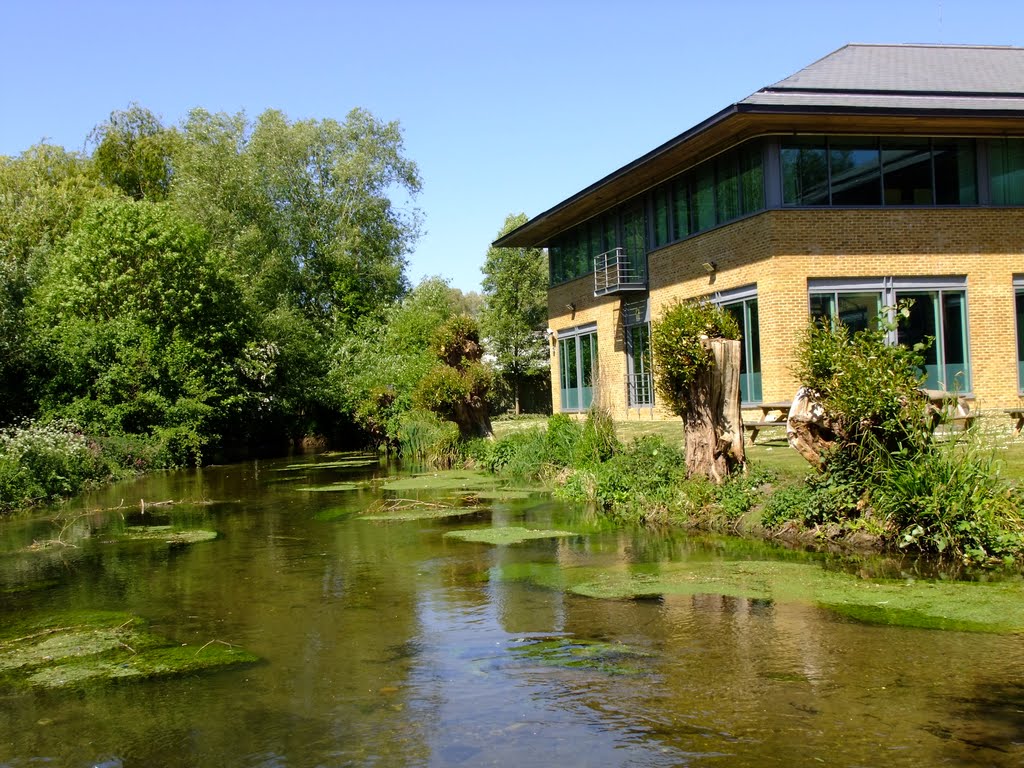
3 0 1024 293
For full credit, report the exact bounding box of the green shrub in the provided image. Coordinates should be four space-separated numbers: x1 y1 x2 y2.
759 484 815 529
0 420 114 511
651 300 739 416
394 410 461 468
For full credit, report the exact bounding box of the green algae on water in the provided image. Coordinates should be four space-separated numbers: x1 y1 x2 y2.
495 559 1024 634
295 482 363 492
117 527 218 545
0 611 259 690
509 636 652 676
382 470 497 493
444 527 576 545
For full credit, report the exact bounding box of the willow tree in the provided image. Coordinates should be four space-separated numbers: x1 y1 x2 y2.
652 301 744 482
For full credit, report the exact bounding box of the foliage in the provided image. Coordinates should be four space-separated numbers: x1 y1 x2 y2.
394 410 461 468
794 304 930 451
788 307 1024 562
651 300 739 416
412 315 494 438
89 104 177 201
0 420 115 512
480 213 549 414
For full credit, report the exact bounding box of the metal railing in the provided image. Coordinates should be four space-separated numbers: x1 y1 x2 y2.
594 248 646 296
626 372 654 408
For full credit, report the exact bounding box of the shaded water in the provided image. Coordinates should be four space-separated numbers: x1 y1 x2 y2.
1 454 1023 767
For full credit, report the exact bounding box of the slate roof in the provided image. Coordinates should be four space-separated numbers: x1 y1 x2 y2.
752 43 1024 98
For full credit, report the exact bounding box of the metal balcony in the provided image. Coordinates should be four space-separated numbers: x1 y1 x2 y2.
594 248 646 297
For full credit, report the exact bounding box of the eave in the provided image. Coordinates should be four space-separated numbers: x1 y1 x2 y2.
495 104 1024 249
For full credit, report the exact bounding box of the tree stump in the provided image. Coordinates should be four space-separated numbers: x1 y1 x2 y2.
786 387 838 467
684 338 745 482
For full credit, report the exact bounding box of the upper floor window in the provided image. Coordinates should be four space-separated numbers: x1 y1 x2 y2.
990 139 1024 205
782 137 977 207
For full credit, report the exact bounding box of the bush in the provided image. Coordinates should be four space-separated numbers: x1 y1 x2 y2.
0 420 114 512
651 300 739 416
394 410 461 468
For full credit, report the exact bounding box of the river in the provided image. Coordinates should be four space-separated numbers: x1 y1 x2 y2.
1 453 1022 767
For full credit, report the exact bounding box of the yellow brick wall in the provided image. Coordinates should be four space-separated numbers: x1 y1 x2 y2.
547 207 1024 419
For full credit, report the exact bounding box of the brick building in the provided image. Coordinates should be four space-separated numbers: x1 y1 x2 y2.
494 44 1024 420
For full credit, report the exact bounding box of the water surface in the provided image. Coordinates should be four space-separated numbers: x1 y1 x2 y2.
1 455 1022 767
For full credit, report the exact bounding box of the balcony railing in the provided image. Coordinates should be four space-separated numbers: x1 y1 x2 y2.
594 248 646 296
626 372 654 408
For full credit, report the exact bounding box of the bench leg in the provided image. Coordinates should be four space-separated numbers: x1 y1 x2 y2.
1017 415 1024 434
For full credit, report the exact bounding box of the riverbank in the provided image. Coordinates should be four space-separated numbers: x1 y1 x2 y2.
485 412 1024 566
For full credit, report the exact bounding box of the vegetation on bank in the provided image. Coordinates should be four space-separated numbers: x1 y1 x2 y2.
0 104 549 514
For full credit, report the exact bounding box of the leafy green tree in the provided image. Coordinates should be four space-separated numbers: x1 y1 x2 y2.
481 213 549 414
29 198 251 464
89 104 178 201
0 144 107 423
413 315 494 438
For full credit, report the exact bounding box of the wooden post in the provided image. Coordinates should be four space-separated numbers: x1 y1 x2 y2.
684 338 745 482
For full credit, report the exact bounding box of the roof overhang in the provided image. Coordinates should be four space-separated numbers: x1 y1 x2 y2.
495 104 1024 248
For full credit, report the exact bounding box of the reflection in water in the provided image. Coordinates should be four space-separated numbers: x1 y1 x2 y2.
0 456 1022 766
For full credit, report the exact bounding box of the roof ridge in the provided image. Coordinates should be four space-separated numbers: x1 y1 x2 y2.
843 42 1024 51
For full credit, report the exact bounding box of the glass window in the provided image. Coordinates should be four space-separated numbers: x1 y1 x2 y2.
739 144 764 215
829 138 881 205
811 291 882 334
671 176 691 239
781 138 829 206
715 153 740 224
652 186 670 248
895 289 970 392
558 329 598 412
694 164 716 232
626 323 654 408
1017 289 1024 393
933 140 977 204
722 297 762 404
882 139 933 205
990 139 1024 205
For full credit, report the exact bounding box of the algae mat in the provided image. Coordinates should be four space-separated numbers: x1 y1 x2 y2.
445 527 576 545
0 611 259 690
509 636 652 676
494 560 1024 633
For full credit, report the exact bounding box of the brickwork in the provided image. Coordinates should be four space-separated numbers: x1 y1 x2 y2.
547 207 1024 419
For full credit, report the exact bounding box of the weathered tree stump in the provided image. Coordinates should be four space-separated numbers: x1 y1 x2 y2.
684 338 745 482
786 387 838 467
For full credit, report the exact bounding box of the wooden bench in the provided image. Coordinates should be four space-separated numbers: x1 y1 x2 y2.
743 419 785 444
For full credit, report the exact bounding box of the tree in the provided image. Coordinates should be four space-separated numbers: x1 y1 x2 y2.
413 315 494 439
89 104 178 201
29 198 251 464
652 301 745 482
481 213 549 414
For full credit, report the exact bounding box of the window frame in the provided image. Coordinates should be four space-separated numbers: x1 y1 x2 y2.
807 276 972 394
1015 275 1024 394
623 298 654 409
557 323 599 412
710 284 763 405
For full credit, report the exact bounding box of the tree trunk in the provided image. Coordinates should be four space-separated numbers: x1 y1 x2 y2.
684 338 745 483
786 387 837 467
514 378 521 416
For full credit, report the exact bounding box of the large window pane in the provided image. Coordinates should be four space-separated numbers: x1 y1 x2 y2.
882 139 933 205
723 298 762 403
1017 291 1024 392
671 176 691 238
809 293 836 325
830 138 881 205
781 138 828 206
898 291 941 390
622 206 646 278
652 186 670 247
740 144 765 214
715 153 740 224
559 331 598 411
694 164 716 231
990 139 1024 205
626 323 653 407
941 291 970 392
934 140 977 204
